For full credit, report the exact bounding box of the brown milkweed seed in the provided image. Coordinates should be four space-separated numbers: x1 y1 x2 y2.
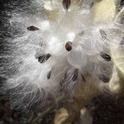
62 0 71 10
27 26 39 31
65 41 72 51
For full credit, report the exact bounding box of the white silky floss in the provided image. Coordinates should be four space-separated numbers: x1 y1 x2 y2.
2 0 121 109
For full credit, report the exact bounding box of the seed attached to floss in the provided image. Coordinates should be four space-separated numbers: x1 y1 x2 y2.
37 53 51 63
62 0 71 10
100 52 111 61
65 41 72 51
27 26 39 31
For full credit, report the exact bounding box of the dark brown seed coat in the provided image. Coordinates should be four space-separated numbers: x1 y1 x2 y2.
37 54 51 63
65 41 72 51
62 0 71 10
100 52 111 61
27 26 39 31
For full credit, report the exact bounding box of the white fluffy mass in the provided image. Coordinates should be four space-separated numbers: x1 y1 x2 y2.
1 0 124 109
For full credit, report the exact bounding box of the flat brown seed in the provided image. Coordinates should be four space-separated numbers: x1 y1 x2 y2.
37 53 51 63
65 41 72 51
62 0 71 10
27 26 39 31
100 52 111 61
